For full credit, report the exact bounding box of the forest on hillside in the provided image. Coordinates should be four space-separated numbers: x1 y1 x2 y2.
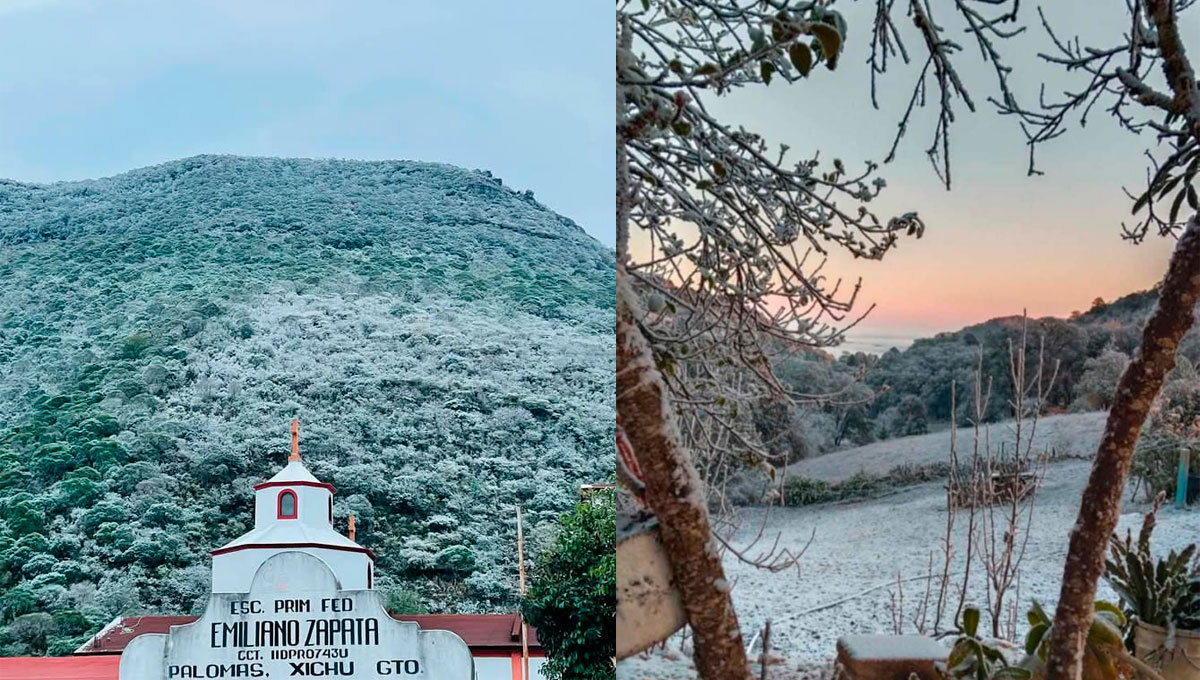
751 290 1200 464
0 155 614 655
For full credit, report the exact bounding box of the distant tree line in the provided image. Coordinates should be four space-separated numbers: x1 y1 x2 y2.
749 289 1200 468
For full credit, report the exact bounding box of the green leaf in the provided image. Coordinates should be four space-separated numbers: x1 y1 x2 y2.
993 667 1031 680
1171 185 1187 224
771 11 798 43
1158 174 1183 199
968 639 987 678
1132 190 1151 215
981 644 1005 662
789 42 813 77
1028 600 1049 626
811 22 842 62
1024 622 1049 655
1093 600 1124 626
672 121 692 136
771 15 787 43
963 606 980 636
760 61 775 85
946 642 969 671
1088 617 1125 649
826 9 848 38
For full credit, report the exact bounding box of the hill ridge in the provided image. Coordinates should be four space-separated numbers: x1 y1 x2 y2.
0 155 596 246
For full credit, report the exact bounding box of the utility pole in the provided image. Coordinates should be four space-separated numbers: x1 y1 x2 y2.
517 505 529 680
1177 447 1190 509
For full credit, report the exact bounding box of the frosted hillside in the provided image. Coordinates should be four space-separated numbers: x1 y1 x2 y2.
0 155 614 655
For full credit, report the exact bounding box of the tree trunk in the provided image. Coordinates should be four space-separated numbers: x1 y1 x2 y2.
616 273 751 679
615 15 631 264
1045 216 1200 680
615 16 747 677
1046 0 1200 676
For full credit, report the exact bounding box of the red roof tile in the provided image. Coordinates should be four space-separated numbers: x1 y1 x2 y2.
73 613 540 655
74 616 198 656
0 655 119 679
394 614 540 648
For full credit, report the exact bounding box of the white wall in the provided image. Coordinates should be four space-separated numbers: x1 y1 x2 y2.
472 655 550 680
123 552 474 680
212 547 371 592
254 485 333 529
475 657 511 680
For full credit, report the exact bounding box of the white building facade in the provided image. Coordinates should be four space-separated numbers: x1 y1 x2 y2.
116 421 480 680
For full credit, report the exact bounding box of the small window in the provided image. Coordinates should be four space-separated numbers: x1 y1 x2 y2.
367 564 373 589
278 490 298 519
328 497 333 524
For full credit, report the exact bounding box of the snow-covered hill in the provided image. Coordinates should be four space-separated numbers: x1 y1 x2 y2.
0 155 613 655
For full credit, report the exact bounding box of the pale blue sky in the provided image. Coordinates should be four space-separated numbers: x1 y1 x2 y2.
0 0 614 245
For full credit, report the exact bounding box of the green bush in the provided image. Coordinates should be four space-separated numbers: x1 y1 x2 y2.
384 589 428 615
1131 431 1188 501
783 463 950 506
783 476 835 505
1131 374 1200 501
521 499 615 680
120 333 153 360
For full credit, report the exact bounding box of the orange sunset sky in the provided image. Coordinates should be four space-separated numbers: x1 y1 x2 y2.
654 1 1187 355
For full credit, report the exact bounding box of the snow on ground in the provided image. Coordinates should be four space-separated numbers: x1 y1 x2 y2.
790 411 1108 483
619 456 1200 679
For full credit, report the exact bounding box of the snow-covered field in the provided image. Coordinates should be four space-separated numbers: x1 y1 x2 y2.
789 411 1108 483
619 417 1200 679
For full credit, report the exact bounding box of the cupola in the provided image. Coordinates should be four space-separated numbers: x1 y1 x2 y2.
209 419 374 593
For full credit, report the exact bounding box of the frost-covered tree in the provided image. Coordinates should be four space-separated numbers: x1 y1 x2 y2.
1072 349 1130 412
619 1 1200 677
900 2 1200 674
616 1 924 674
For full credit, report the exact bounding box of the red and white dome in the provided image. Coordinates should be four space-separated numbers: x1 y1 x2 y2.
210 420 375 593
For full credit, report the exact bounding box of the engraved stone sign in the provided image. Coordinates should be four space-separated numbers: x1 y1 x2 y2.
119 552 474 679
